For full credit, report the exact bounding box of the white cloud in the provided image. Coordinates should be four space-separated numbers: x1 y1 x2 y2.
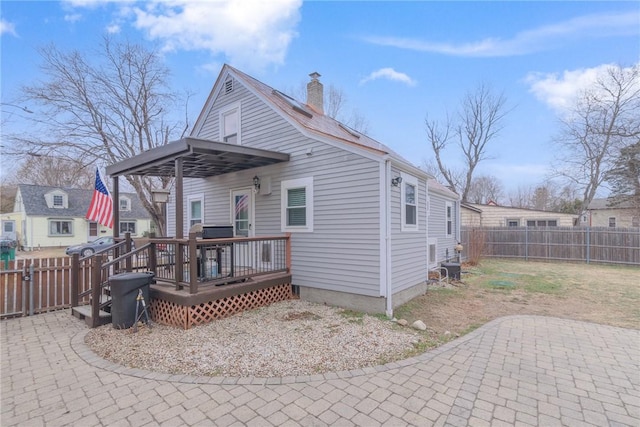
363 10 638 57
64 13 83 23
525 63 640 113
130 0 302 71
359 68 416 86
0 19 17 37
106 23 121 34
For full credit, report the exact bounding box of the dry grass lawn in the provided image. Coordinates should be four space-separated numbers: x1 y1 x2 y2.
396 259 640 348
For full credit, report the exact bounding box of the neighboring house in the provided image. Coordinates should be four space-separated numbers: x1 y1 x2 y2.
461 202 578 227
427 180 462 269
583 198 640 228
110 64 462 315
4 184 151 250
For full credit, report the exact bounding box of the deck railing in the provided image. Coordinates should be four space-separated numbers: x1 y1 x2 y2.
70 233 291 326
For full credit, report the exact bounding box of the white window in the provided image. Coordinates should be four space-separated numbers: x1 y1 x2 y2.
527 219 558 227
53 195 64 208
119 221 136 235
49 220 73 236
609 217 616 228
188 196 203 227
219 102 241 144
401 173 419 231
119 197 130 211
281 177 313 232
507 219 519 227
446 202 453 236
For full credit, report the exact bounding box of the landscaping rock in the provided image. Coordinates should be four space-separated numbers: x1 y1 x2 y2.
397 319 408 326
412 320 427 330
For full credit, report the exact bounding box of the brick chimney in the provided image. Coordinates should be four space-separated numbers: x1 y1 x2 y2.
306 72 323 114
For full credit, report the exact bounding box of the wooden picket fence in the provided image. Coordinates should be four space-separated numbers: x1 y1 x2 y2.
0 258 91 319
461 226 640 266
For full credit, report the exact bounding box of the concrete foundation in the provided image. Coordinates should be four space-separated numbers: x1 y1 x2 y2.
297 280 429 315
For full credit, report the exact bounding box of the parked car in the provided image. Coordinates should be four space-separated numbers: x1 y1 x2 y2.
65 236 135 257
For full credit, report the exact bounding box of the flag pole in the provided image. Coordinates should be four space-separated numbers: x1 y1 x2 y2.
112 176 119 239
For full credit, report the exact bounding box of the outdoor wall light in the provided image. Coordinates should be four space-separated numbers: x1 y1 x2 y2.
253 175 261 191
391 176 403 187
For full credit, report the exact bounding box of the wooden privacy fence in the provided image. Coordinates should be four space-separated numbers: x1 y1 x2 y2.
461 226 640 266
0 258 91 319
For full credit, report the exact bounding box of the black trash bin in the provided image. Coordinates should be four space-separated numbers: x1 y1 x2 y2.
109 271 155 329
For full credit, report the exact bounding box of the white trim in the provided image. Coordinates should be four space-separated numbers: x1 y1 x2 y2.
230 187 254 237
187 194 204 228
219 101 242 145
400 172 419 232
446 201 453 237
281 177 314 232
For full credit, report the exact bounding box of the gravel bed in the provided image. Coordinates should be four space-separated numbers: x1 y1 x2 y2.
85 300 422 378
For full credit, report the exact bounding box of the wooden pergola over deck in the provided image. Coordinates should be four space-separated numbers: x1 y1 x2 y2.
106 137 290 239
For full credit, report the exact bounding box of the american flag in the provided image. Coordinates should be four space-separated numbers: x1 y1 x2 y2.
86 168 114 228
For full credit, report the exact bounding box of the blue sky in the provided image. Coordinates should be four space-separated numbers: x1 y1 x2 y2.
1 1 639 196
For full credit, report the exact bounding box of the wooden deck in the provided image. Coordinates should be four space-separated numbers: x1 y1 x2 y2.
149 272 293 329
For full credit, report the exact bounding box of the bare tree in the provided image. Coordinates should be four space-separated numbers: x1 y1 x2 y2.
553 64 640 210
606 141 640 216
466 174 504 204
508 184 534 208
15 156 95 189
6 37 186 235
426 83 508 202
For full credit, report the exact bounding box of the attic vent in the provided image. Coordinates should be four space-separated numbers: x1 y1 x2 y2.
339 123 360 139
272 90 313 118
225 79 233 94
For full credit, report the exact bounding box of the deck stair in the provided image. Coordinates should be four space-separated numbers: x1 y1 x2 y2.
71 293 112 327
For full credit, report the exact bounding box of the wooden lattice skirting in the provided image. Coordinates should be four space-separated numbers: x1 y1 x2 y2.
149 283 293 329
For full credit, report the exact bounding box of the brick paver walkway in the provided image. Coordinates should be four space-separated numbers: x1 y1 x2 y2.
2 311 639 426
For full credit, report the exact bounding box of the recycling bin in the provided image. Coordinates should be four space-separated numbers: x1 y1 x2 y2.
0 241 16 269
109 271 155 329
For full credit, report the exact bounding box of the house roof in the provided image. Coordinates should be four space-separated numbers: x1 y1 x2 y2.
461 202 483 213
192 64 427 178
428 179 459 199
226 65 408 158
587 198 635 210
466 202 578 216
17 184 150 219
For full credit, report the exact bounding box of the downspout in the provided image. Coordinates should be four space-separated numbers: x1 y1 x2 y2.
425 179 430 274
384 158 393 318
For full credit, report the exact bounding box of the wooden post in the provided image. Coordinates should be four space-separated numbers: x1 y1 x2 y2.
285 232 292 272
149 242 157 277
189 232 198 294
70 253 79 307
175 158 184 239
125 232 132 272
91 255 103 328
175 243 184 290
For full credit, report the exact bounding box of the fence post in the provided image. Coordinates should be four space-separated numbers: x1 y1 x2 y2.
586 227 591 264
29 262 34 316
21 262 27 317
525 226 528 261
70 253 79 307
91 255 103 328
125 232 132 272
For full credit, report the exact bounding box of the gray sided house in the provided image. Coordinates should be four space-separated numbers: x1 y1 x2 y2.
164 65 437 315
6 184 151 250
427 180 461 270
